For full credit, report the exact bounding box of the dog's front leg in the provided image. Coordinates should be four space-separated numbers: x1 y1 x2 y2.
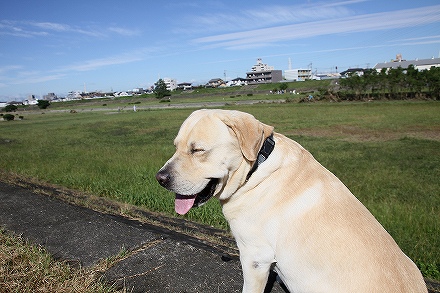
240 253 273 293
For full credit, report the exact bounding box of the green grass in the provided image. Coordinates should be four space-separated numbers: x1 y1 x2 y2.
1 100 439 280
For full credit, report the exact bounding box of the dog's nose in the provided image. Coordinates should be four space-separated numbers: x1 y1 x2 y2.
156 170 171 187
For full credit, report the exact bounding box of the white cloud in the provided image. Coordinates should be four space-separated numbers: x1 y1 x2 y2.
65 55 143 72
192 4 440 50
108 27 141 36
0 65 22 74
59 47 158 72
10 73 66 85
29 21 107 38
0 20 49 37
178 0 364 34
31 22 70 32
1 20 140 39
390 35 440 43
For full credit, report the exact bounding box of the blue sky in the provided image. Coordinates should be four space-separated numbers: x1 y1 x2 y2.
1 0 439 101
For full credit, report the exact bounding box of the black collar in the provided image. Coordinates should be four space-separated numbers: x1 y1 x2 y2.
246 134 275 182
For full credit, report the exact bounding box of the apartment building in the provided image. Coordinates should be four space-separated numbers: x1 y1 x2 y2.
246 58 282 84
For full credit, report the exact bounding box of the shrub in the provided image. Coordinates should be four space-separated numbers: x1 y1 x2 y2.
37 100 50 109
3 114 15 121
4 104 18 112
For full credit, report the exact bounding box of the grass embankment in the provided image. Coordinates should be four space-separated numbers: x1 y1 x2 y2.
1 100 439 280
15 80 329 111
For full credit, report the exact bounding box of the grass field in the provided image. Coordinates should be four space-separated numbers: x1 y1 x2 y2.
1 100 439 280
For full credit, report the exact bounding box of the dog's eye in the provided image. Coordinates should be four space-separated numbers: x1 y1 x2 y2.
189 142 205 154
191 148 205 154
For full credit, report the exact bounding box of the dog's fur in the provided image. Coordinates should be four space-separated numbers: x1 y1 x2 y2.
156 109 427 292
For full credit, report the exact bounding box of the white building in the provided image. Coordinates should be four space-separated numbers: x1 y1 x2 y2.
64 91 82 101
227 77 247 86
164 78 177 91
251 58 274 72
114 91 131 97
132 88 144 94
23 95 38 105
284 69 312 81
374 56 440 71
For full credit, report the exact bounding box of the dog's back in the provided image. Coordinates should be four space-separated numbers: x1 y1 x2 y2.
224 133 427 292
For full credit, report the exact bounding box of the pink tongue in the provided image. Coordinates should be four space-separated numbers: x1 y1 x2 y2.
175 194 196 215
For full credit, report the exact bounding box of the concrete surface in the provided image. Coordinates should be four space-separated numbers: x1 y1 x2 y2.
1 181 439 293
0 181 289 292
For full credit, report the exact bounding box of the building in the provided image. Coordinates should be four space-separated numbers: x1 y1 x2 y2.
246 58 282 84
43 92 57 101
374 56 440 71
227 77 247 86
132 88 145 95
163 78 177 91
206 78 225 88
284 68 312 81
65 91 82 101
23 95 38 105
177 82 193 90
339 68 366 78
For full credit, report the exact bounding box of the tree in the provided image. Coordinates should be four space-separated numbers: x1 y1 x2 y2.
279 83 288 91
37 100 50 109
387 67 405 98
425 66 440 99
153 79 171 99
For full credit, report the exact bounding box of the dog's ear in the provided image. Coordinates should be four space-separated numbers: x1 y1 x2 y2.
217 111 274 161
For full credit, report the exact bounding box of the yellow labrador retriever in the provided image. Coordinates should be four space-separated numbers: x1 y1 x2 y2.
156 109 427 292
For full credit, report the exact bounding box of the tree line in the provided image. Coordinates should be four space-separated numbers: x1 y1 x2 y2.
336 65 440 100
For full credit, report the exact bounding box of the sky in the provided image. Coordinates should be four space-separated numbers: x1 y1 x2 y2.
0 0 439 101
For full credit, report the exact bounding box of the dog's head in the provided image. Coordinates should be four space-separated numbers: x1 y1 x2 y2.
156 109 273 215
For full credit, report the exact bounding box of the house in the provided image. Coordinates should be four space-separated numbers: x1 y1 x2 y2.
339 68 366 78
206 78 225 88
177 82 193 90
114 91 132 97
23 95 38 105
227 77 247 86
313 73 341 80
374 56 440 71
0 102 7 108
246 58 282 84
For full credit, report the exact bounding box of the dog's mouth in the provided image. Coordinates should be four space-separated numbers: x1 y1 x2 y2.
175 178 218 215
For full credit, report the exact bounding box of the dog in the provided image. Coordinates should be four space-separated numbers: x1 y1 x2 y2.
156 109 427 292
